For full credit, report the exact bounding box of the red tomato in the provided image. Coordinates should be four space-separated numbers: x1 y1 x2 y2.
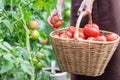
79 32 85 39
66 31 73 38
67 26 75 34
79 28 84 32
50 15 62 29
106 33 118 41
59 32 68 38
84 23 100 37
87 37 96 41
95 35 107 41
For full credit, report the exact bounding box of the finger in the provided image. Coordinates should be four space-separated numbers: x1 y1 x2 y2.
77 2 84 15
51 9 58 16
58 13 62 20
47 16 53 27
85 8 92 14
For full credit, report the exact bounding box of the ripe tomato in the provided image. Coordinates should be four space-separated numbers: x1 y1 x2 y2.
84 23 100 37
50 15 62 29
30 30 39 40
79 32 85 39
29 21 39 30
87 37 96 41
79 29 86 39
106 33 118 41
67 26 75 34
95 35 107 41
40 39 47 45
59 32 68 38
66 31 73 38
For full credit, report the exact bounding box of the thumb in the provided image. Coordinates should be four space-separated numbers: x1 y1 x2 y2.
57 12 62 20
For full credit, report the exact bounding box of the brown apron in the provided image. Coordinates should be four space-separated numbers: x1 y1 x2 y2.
70 0 120 80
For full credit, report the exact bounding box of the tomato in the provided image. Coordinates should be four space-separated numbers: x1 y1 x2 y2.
36 52 45 60
59 32 68 38
79 29 86 39
32 58 38 65
84 23 100 37
59 31 73 39
50 15 62 29
87 37 96 41
106 33 118 41
36 62 43 71
29 21 39 30
95 35 107 41
54 34 59 38
40 39 47 45
66 31 73 38
67 26 75 34
30 30 39 40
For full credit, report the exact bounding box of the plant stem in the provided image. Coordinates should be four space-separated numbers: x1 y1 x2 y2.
22 18 35 80
19 5 35 80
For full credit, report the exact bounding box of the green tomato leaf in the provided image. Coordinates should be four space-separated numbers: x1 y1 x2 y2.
36 70 50 80
20 61 34 76
33 0 44 12
14 71 26 80
11 11 19 20
2 20 13 33
39 30 47 40
0 44 9 52
3 54 13 61
0 60 13 74
16 47 29 60
0 0 4 9
3 41 13 50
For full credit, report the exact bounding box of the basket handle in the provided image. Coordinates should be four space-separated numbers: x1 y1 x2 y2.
74 11 92 40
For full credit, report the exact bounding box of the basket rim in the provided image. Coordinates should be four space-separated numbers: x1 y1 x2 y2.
50 28 120 44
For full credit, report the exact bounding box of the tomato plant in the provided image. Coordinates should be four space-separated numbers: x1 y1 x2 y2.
0 0 59 80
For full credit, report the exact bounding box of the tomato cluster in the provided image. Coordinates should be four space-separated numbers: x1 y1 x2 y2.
55 26 118 42
32 52 45 72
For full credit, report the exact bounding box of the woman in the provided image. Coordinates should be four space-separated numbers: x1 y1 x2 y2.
48 0 120 80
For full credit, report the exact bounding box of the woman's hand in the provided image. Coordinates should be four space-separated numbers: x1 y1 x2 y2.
47 9 62 29
47 0 64 29
78 0 95 16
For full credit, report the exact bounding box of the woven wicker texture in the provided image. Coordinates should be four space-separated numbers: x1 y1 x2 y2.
50 29 120 76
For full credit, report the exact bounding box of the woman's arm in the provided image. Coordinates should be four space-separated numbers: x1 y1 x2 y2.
56 0 64 19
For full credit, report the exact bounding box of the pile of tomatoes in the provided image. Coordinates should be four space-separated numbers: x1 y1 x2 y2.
55 25 118 42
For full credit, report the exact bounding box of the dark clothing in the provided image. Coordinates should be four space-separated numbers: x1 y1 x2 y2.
70 0 120 80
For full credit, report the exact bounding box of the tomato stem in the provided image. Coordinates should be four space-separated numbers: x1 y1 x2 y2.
88 13 93 24
19 5 35 80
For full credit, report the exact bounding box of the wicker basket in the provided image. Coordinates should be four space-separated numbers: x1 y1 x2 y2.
50 12 120 76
